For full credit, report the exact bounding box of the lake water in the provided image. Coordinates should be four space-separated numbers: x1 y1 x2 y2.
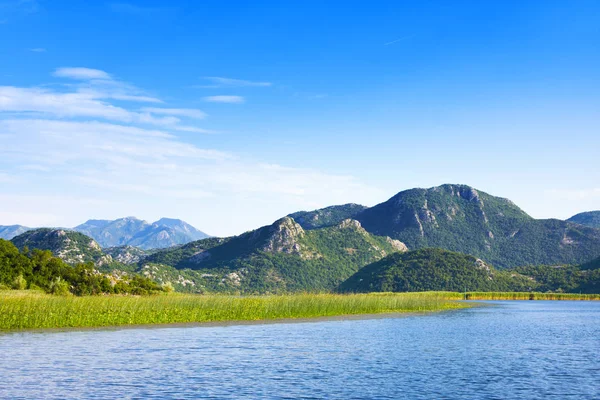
1 301 599 399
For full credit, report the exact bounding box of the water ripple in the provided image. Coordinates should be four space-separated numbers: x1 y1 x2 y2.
0 301 599 399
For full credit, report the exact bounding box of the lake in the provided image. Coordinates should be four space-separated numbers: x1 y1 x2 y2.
0 301 598 399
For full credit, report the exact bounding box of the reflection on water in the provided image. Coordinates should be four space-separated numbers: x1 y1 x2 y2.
0 301 599 399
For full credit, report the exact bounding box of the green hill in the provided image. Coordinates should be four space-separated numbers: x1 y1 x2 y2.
0 239 162 295
11 229 106 265
137 217 408 293
355 184 600 268
288 204 367 230
568 211 600 229
339 248 533 293
340 248 600 294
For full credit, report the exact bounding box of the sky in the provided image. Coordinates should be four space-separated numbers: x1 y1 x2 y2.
0 0 599 236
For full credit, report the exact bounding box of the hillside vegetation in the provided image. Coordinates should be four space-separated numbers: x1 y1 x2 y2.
568 211 600 229
354 184 600 268
340 248 600 294
0 239 163 295
136 217 408 293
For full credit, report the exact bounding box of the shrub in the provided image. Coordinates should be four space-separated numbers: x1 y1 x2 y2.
161 282 175 293
12 275 27 290
49 278 71 296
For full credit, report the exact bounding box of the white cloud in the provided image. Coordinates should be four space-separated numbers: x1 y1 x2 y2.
54 67 112 80
0 68 383 235
141 107 207 119
29 48 46 52
203 95 245 104
199 76 271 88
0 86 202 128
173 126 217 134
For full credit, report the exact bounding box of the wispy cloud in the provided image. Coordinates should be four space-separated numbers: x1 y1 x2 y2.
197 76 272 88
29 47 46 53
0 86 169 123
384 35 413 46
140 107 207 119
0 68 215 133
54 67 112 80
0 68 382 235
203 95 245 104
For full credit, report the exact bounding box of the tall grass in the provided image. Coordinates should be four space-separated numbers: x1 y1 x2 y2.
0 291 465 331
463 292 600 301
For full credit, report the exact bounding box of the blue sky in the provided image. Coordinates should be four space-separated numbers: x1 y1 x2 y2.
1 0 599 236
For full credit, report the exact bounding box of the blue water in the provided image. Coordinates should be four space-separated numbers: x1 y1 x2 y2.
0 301 599 399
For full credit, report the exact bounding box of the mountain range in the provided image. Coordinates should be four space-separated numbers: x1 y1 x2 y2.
0 217 209 250
4 183 600 294
292 184 600 268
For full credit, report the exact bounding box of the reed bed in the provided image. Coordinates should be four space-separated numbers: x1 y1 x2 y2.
0 291 465 331
463 292 600 301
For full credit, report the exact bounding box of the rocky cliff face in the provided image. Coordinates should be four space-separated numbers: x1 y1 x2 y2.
260 217 305 254
104 245 149 265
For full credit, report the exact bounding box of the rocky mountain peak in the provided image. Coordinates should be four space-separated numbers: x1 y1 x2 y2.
261 217 305 254
337 218 365 232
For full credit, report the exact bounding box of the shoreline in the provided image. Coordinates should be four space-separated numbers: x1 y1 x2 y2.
0 292 467 332
3 291 599 334
1 310 442 335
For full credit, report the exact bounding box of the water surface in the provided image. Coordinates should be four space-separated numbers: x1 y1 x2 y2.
1 301 599 399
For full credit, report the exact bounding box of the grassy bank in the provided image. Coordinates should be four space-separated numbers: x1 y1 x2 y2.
0 291 466 331
463 292 600 300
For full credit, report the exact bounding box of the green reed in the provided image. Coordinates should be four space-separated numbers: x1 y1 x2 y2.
0 291 466 331
463 292 600 300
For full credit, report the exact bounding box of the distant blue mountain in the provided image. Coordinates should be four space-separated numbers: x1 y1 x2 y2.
74 217 210 249
0 225 32 240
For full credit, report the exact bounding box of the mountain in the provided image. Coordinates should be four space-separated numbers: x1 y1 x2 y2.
11 228 106 265
568 211 600 229
353 184 600 268
74 217 210 249
138 217 408 293
339 248 600 294
0 225 32 240
288 204 367 230
339 248 534 293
